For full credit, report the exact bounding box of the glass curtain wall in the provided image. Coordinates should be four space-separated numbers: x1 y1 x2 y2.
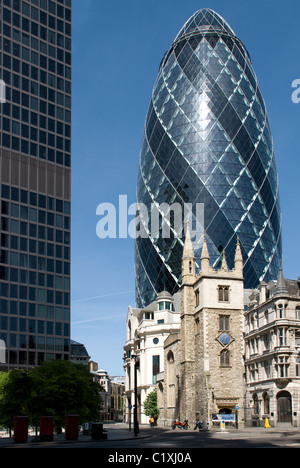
135 9 281 307
0 0 72 368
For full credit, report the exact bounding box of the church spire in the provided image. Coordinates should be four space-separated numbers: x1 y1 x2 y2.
181 222 195 284
200 233 210 273
234 235 243 274
201 233 209 260
221 250 228 271
182 221 194 260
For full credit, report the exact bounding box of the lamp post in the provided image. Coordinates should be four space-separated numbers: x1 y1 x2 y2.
235 405 239 429
131 354 139 436
176 374 180 421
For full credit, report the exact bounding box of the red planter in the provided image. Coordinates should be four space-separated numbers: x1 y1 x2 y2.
14 416 28 443
65 414 79 440
39 416 54 441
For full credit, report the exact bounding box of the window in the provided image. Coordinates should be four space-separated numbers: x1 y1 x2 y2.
253 394 259 415
158 301 172 310
152 355 160 384
195 289 199 306
263 361 271 379
263 393 270 414
296 307 300 320
277 304 285 319
219 315 229 331
167 351 175 407
263 333 271 352
296 357 300 377
278 328 287 346
276 355 289 378
220 349 230 367
218 286 229 302
145 312 154 320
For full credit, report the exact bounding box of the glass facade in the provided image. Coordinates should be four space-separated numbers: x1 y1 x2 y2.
135 9 282 307
0 0 71 368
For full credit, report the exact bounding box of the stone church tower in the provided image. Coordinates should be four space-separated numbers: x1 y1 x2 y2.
179 227 245 424
180 223 197 422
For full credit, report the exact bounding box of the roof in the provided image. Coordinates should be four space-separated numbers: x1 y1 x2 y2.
70 340 90 358
174 8 236 43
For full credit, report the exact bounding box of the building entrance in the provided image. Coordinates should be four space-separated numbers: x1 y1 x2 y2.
219 408 232 414
277 391 292 424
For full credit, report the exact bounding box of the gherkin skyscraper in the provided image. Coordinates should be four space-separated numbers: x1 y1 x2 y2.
135 8 282 307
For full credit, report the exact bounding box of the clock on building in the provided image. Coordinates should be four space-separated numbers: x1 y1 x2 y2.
219 332 231 345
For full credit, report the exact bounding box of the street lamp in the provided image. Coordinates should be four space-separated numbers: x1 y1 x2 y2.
176 374 180 421
131 353 139 436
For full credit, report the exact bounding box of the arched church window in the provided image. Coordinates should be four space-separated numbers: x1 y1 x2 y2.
220 349 230 367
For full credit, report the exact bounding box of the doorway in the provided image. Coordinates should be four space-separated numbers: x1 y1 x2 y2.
219 408 232 414
277 391 292 424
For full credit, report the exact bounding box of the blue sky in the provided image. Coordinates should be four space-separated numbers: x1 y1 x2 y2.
70 0 300 375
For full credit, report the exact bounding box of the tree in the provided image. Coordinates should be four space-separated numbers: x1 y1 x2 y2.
29 360 103 431
0 369 32 433
0 360 103 433
143 388 159 423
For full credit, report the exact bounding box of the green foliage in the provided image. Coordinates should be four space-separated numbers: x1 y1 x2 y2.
0 360 103 431
0 369 31 431
143 388 159 421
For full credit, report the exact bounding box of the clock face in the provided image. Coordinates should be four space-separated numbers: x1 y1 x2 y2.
219 332 231 345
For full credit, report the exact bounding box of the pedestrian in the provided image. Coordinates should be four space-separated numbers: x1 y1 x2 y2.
194 418 200 430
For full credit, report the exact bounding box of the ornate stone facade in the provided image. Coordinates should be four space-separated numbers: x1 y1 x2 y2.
124 225 300 428
124 292 181 425
244 272 300 427
158 226 246 426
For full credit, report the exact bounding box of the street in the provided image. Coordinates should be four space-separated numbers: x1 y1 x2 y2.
3 423 300 449
82 426 300 449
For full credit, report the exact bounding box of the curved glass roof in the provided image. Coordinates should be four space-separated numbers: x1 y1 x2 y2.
174 8 236 41
135 8 282 308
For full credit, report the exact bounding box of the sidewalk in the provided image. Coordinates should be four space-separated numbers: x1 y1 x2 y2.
0 423 154 447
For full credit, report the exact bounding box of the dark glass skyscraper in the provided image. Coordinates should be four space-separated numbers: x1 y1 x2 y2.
0 0 71 369
135 8 282 307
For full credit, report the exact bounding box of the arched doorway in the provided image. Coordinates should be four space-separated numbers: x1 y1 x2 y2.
277 391 292 424
219 408 232 414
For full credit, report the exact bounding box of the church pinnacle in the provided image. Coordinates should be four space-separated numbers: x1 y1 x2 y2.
182 222 194 259
200 233 210 273
234 235 243 273
181 222 195 283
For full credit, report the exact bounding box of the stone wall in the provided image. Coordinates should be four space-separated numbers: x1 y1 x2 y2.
157 333 181 427
198 306 245 419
